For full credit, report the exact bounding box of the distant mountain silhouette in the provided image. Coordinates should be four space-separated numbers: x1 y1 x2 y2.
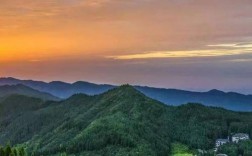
0 77 114 98
0 84 60 101
135 86 252 111
0 77 252 111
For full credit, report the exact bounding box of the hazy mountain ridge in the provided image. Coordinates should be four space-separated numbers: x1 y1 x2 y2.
1 77 252 111
0 84 60 101
0 77 114 98
135 86 252 111
0 85 252 155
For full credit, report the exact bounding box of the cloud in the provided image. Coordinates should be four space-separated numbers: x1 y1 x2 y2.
107 45 252 60
208 42 252 48
81 0 113 7
107 41 252 60
28 59 43 62
228 59 252 63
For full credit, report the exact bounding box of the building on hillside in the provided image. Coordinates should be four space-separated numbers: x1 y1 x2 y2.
215 139 229 148
232 133 249 143
216 154 228 156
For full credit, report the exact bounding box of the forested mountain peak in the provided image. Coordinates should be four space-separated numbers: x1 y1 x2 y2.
207 89 226 95
105 84 140 95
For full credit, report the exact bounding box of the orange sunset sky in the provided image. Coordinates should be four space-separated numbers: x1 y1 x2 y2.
1 0 252 93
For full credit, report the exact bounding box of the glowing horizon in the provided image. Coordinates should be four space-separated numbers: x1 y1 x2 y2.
1 0 252 93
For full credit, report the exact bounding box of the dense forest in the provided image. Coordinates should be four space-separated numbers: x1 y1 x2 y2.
0 85 252 155
218 140 252 156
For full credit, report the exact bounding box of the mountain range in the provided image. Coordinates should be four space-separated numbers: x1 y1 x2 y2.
1 77 252 111
0 77 114 98
0 85 251 155
0 84 59 101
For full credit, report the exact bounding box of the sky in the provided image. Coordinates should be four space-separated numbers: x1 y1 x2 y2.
1 0 252 93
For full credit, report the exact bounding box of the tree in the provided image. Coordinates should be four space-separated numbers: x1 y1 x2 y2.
5 144 12 156
0 146 5 156
18 147 25 156
12 148 18 156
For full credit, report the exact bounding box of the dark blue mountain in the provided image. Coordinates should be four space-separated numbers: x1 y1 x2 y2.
0 77 114 98
135 86 252 112
0 77 252 111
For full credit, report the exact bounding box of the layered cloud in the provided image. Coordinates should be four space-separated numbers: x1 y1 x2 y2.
107 42 252 59
1 0 252 58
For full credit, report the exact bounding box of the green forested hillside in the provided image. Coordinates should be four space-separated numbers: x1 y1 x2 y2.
218 140 252 156
0 85 252 156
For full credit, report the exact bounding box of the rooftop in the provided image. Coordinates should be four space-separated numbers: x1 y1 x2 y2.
216 154 228 156
233 133 249 137
216 139 229 142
